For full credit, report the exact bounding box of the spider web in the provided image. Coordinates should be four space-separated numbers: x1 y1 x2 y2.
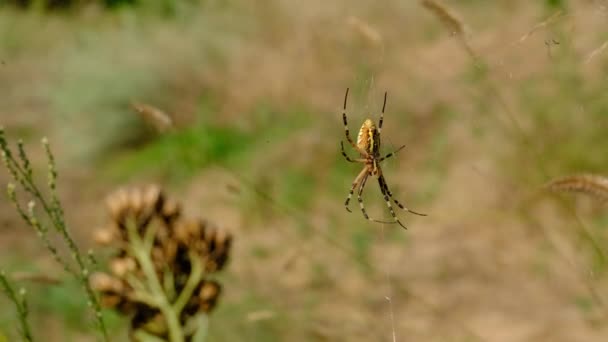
344 2 608 341
226 2 608 340
346 24 405 342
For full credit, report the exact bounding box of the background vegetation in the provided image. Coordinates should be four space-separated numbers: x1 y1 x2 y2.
2 0 608 341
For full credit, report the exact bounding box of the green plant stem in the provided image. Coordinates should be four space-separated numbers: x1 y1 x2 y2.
0 132 108 340
21 178 108 334
133 330 167 342
173 252 203 315
0 272 33 342
127 219 184 342
163 269 176 301
189 314 209 342
6 188 75 275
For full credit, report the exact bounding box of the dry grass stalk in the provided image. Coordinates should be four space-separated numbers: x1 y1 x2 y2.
130 102 174 133
347 16 383 47
246 310 276 322
421 0 464 37
585 40 608 64
420 0 477 59
545 174 608 201
519 10 564 42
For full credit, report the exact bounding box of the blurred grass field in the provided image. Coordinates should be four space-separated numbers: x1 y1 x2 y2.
3 0 608 341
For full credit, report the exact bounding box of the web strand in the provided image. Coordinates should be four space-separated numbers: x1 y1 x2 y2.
381 221 397 342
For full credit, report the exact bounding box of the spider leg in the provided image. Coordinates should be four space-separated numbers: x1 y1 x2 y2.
378 91 387 133
357 173 396 225
357 173 371 219
342 88 369 156
379 144 406 162
376 176 409 229
345 168 368 212
379 174 427 217
341 141 366 163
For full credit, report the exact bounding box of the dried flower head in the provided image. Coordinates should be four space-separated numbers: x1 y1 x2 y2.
90 186 232 340
105 185 165 231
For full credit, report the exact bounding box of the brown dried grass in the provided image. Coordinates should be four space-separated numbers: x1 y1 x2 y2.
546 174 608 201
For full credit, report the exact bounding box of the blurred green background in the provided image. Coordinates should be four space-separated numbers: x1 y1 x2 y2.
2 0 608 341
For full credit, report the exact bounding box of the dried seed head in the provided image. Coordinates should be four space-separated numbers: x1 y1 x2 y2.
100 293 124 309
130 102 174 133
160 198 181 223
90 272 124 293
199 280 221 300
173 219 203 245
93 227 118 246
105 186 165 231
106 188 129 223
205 229 232 273
198 280 221 313
129 188 144 217
89 272 113 291
182 280 222 318
142 185 163 209
546 174 608 201
95 185 233 332
172 219 232 272
154 220 172 246
201 222 216 243
421 0 465 37
90 272 136 313
110 257 137 278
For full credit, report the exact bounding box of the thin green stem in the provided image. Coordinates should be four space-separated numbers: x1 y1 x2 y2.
125 273 149 294
188 314 209 342
0 272 33 342
129 290 159 308
0 132 108 340
173 252 203 315
132 330 167 342
163 269 176 301
127 219 184 342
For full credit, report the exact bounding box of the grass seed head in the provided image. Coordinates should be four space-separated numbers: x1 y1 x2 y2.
546 174 608 201
421 0 465 37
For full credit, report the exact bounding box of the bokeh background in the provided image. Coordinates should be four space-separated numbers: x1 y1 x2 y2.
2 0 608 341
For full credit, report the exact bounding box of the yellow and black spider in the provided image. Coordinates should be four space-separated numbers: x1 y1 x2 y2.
340 88 426 229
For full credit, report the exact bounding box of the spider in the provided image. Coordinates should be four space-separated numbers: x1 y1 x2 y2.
340 88 426 229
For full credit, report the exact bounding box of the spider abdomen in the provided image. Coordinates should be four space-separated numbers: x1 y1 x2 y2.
357 119 381 156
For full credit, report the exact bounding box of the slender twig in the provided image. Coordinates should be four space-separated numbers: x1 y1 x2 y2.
6 185 75 275
0 271 33 342
585 40 608 64
0 129 108 340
